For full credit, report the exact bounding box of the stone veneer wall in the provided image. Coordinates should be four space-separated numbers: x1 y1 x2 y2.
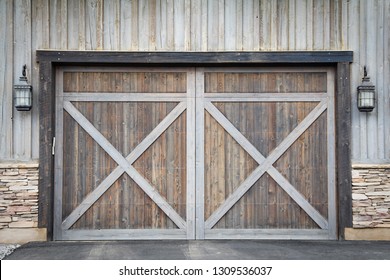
352 164 390 228
0 162 39 230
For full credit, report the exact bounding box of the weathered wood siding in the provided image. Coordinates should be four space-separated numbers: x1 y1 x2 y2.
0 0 389 162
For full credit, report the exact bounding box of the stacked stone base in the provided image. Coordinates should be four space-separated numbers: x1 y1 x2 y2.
352 164 390 228
0 162 46 243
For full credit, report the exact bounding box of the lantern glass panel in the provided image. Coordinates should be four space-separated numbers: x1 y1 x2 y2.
14 84 32 111
358 90 374 108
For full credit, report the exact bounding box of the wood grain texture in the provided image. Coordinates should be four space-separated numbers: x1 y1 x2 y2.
199 68 334 239
55 68 193 240
2 1 390 164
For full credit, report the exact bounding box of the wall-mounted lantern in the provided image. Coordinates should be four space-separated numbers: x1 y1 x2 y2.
14 65 32 111
357 66 375 112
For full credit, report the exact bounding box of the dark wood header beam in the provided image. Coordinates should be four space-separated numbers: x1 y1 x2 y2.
37 51 353 64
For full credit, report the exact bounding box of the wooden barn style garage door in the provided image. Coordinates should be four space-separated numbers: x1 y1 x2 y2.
54 66 336 240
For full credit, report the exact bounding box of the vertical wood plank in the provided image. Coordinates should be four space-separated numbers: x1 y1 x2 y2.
323 0 331 49
306 0 313 49
54 68 64 239
295 0 307 50
120 0 132 50
242 0 254 50
195 68 205 238
224 0 236 50
190 0 200 50
49 0 64 49
103 0 120 50
336 62 352 238
288 0 296 50
186 70 196 238
85 0 103 50
313 0 324 50
0 0 14 159
138 0 150 51
201 0 208 51
207 0 218 51
174 0 185 50
366 0 378 159
277 0 288 50
38 61 53 237
376 0 385 159
184 0 191 50
384 0 390 160
235 0 243 50
348 0 361 160
13 0 32 160
32 0 51 160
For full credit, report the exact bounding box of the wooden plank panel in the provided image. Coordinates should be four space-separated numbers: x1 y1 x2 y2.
63 101 186 229
62 102 186 229
204 101 328 229
63 72 187 93
204 72 327 93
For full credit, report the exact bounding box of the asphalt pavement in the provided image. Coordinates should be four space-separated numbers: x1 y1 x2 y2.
3 240 390 260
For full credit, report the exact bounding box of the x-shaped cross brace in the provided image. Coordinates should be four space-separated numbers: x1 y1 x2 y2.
62 101 188 230
204 101 329 230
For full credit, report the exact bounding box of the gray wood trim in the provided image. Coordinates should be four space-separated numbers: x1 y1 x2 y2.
63 101 187 230
195 68 205 239
38 61 54 237
327 69 338 239
62 229 187 240
63 93 186 102
204 92 327 100
186 69 196 239
204 101 328 229
204 229 330 240
61 102 187 230
336 62 352 239
53 68 64 240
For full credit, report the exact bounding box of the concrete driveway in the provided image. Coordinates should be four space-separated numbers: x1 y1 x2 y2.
4 240 390 260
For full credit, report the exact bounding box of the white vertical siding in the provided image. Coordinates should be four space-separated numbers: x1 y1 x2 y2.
0 0 14 159
0 0 389 162
12 0 32 160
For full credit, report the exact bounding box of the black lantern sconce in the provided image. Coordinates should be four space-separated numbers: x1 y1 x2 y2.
14 65 32 111
357 66 375 112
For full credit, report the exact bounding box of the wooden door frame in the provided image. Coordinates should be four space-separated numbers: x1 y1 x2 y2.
37 51 353 240
196 67 337 239
54 66 196 240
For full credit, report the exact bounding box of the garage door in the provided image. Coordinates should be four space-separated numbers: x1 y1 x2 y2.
54 67 336 240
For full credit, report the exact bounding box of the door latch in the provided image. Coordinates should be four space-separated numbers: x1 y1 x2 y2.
52 137 56 155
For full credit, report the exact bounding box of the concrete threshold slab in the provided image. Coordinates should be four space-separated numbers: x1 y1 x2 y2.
3 240 390 260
